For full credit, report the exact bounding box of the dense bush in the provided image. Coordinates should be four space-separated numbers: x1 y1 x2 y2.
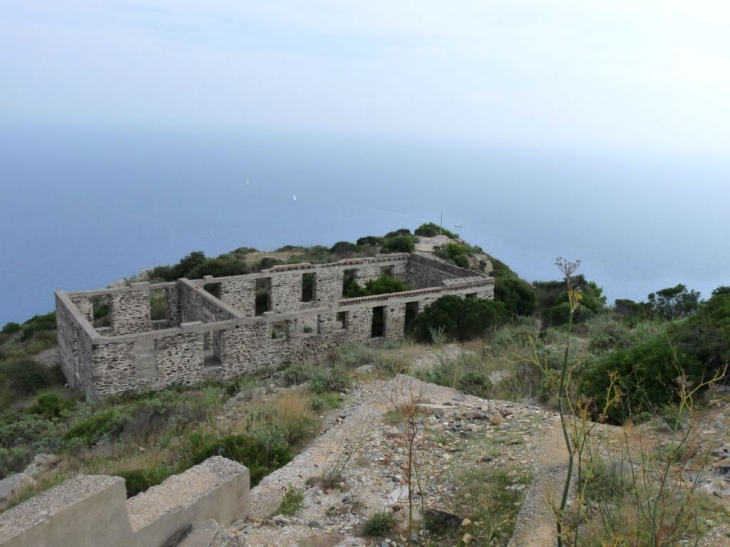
494 277 537 317
29 393 75 419
534 275 606 327
413 295 508 342
363 512 395 536
20 313 57 342
116 467 173 498
580 334 704 424
356 236 383 246
330 241 359 256
670 291 730 374
64 408 133 446
419 352 493 397
380 235 415 254
0 359 63 397
415 222 459 239
149 251 249 281
189 432 292 486
344 275 412 298
383 228 411 239
1 323 20 335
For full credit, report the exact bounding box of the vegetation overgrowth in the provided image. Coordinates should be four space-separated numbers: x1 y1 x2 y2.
2 223 730 544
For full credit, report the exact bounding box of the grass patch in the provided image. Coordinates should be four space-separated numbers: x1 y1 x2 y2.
437 467 532 546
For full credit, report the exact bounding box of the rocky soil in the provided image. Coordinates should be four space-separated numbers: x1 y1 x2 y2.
216 375 565 546
203 373 730 547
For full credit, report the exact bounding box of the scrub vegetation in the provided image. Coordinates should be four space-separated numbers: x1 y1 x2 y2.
2 223 729 544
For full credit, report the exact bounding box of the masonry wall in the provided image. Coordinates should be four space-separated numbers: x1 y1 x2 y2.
407 253 482 289
110 288 151 335
56 253 494 398
56 293 96 396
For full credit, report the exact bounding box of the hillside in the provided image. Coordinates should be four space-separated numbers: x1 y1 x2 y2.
0 223 729 545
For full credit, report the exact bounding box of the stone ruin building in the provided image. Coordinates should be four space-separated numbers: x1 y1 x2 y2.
55 253 494 399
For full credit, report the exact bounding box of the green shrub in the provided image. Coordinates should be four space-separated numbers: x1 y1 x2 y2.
190 432 292 486
308 366 350 394
413 295 508 342
380 235 415 254
330 241 359 256
344 275 412 299
669 291 730 375
415 222 459 239
356 236 383 246
363 512 395 536
334 344 378 368
64 408 132 446
20 313 56 342
0 447 29 479
282 364 313 386
116 467 174 498
453 254 469 269
418 352 493 398
29 393 74 419
383 228 411 239
494 277 537 317
1 323 20 335
275 487 305 515
457 371 493 398
581 459 630 503
1 359 59 396
579 334 704 424
534 275 606 327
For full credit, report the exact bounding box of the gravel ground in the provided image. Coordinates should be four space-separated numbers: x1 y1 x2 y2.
216 375 562 547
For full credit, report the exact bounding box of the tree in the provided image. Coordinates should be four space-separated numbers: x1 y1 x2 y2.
647 284 700 320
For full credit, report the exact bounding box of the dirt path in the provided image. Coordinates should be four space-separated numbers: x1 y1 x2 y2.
507 420 569 547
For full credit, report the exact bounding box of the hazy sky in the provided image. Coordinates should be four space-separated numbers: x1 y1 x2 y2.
4 1 730 154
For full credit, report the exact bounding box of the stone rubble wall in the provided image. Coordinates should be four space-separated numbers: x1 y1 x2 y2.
56 254 494 398
55 293 96 396
407 252 488 289
0 457 249 547
109 284 154 335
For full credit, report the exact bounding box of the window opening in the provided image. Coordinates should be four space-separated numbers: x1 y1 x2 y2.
371 306 385 338
255 278 271 316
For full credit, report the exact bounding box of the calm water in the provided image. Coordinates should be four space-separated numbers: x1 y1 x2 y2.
1 125 728 326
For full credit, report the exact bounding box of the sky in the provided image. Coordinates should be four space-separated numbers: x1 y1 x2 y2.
3 1 730 155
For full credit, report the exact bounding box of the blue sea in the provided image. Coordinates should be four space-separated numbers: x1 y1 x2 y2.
1 124 729 327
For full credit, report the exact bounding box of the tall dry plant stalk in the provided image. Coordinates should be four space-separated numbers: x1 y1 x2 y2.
385 376 426 547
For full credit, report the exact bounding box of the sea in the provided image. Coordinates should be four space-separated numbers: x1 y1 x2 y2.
1 124 728 327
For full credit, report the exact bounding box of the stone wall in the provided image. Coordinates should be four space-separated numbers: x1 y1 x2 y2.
56 253 495 398
0 457 249 547
110 285 152 335
219 278 257 317
407 253 484 289
92 341 136 398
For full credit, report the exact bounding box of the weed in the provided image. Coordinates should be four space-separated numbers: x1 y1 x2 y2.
275 487 305 516
362 512 395 536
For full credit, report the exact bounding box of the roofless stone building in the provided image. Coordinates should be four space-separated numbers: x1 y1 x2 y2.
55 253 494 398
